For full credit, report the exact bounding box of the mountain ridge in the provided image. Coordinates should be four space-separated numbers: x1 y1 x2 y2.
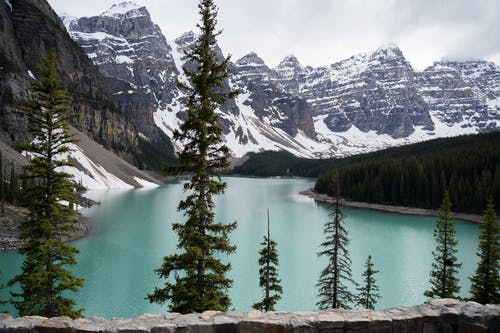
61 2 500 159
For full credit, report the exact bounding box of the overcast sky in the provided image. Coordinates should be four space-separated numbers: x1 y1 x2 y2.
47 0 500 70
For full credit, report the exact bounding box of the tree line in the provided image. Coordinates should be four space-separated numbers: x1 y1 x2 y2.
0 153 23 207
315 133 500 213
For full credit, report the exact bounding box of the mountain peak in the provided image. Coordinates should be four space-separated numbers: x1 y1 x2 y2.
101 2 148 18
371 43 404 58
236 52 265 66
175 31 198 48
278 54 302 67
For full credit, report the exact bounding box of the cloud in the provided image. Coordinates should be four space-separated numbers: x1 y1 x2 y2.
48 0 500 70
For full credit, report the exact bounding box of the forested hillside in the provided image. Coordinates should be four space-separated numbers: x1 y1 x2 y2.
315 132 500 213
231 151 335 177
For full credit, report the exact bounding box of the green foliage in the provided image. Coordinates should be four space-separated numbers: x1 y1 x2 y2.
356 255 381 310
231 150 335 177
0 151 3 204
0 155 22 205
0 270 6 309
253 209 283 312
147 0 237 313
8 49 84 319
469 200 500 304
316 176 356 309
424 192 461 299
135 133 177 172
315 132 500 213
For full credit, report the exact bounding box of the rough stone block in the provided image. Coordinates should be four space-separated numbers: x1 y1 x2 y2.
344 310 371 333
73 317 110 333
213 315 237 333
239 319 287 333
34 316 74 333
428 299 461 308
486 309 500 333
288 316 314 333
174 323 214 333
151 325 176 333
201 311 220 320
460 301 484 322
457 322 488 333
316 312 344 333
366 311 392 333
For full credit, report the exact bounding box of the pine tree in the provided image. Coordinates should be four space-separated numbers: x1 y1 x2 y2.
253 209 283 312
356 255 381 310
424 191 461 299
147 0 238 313
316 176 356 309
0 151 3 200
8 164 18 203
0 270 6 309
0 151 4 215
469 200 500 304
8 49 84 318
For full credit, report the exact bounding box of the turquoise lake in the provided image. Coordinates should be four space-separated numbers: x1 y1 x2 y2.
0 177 480 317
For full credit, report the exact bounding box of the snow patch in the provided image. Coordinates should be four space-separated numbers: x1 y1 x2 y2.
27 70 35 79
116 55 134 64
59 143 134 190
101 2 145 18
133 176 160 189
4 0 12 12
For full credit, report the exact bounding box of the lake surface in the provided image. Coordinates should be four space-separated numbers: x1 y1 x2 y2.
0 177 480 317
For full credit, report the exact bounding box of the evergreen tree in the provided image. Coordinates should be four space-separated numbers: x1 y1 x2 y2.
424 191 461 299
8 49 84 318
147 0 238 313
0 151 4 216
316 176 356 309
8 164 18 203
356 255 381 310
469 200 500 304
0 151 3 200
0 270 6 309
253 209 283 312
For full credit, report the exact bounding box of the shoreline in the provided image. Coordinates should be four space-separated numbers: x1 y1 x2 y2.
0 195 95 252
300 188 484 224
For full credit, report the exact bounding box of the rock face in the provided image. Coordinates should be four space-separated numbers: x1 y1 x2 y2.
61 2 178 142
61 2 500 158
419 61 500 132
232 52 316 138
1 300 499 333
275 46 434 138
0 0 142 163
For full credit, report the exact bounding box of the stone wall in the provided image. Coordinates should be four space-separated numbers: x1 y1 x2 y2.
1 299 499 333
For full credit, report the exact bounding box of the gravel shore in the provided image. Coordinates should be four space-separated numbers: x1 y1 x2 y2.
300 188 484 224
0 201 89 251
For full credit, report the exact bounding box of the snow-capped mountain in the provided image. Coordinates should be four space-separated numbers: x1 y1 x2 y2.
61 2 500 158
61 2 178 140
275 45 434 138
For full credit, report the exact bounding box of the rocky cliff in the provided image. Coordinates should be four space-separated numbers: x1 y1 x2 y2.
0 0 142 160
61 2 500 158
0 0 171 189
276 46 434 138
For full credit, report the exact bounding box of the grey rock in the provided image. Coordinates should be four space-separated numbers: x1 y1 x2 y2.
0 0 151 170
64 2 178 143
60 2 500 158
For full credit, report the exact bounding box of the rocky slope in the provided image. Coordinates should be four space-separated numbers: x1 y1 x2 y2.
62 2 500 158
0 0 164 189
275 46 434 138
